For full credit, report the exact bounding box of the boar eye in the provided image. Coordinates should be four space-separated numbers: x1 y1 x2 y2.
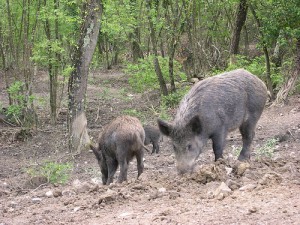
186 144 192 151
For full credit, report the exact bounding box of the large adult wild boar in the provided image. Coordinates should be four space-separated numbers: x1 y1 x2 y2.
90 115 149 185
157 69 268 174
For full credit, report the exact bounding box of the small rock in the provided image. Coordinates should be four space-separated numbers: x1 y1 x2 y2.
53 190 62 197
235 162 250 176
168 191 180 199
190 78 199 83
158 187 166 193
98 189 118 204
32 197 42 203
73 207 81 212
259 173 282 185
225 167 233 175
118 212 133 218
62 189 76 196
248 206 258 213
207 191 214 199
239 183 257 191
226 179 241 190
214 182 232 199
216 193 225 200
91 177 102 185
45 190 54 198
8 201 17 208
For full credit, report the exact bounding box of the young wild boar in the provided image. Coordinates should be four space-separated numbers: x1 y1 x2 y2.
157 69 268 174
90 115 148 185
143 125 162 154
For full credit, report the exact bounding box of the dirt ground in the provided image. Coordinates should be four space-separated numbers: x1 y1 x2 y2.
0 70 300 225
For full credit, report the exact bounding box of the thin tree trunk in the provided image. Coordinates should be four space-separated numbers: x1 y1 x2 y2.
68 0 103 153
146 0 168 96
230 0 248 64
250 5 274 99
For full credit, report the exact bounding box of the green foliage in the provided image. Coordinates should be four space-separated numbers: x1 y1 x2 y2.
122 109 146 122
214 55 284 88
231 145 242 157
125 55 186 93
6 81 35 123
161 86 190 108
27 161 73 184
255 138 278 159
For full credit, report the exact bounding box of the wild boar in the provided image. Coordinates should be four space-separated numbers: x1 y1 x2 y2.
90 115 149 185
157 69 268 174
143 125 162 154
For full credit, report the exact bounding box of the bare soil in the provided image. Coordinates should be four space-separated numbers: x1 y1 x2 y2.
0 70 299 225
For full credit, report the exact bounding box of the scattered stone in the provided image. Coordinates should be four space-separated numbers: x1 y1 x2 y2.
8 201 17 208
235 162 250 176
118 211 133 218
98 189 118 204
207 191 214 199
216 193 225 200
168 191 181 199
73 207 81 212
62 189 76 197
239 183 257 191
248 206 258 214
131 184 146 190
259 173 282 185
214 182 232 199
32 197 42 203
158 187 166 193
91 177 102 185
0 188 10 197
53 190 62 197
226 179 241 190
45 190 54 198
190 78 199 83
225 167 233 175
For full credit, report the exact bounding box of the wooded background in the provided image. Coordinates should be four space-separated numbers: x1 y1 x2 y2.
0 0 299 149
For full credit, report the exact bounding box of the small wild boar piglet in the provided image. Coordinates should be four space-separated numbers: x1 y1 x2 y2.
143 125 162 154
90 115 148 185
157 69 268 174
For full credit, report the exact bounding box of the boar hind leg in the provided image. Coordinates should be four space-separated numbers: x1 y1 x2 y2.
136 150 144 178
118 158 129 183
211 129 227 161
106 158 118 185
238 119 256 161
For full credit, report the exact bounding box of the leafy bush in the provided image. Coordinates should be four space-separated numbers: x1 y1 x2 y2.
6 81 35 124
213 55 284 88
122 109 146 122
125 55 186 93
255 138 278 159
27 161 73 184
161 86 190 108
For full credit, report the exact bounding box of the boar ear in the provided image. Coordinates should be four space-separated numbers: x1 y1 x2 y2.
157 119 173 136
188 116 202 134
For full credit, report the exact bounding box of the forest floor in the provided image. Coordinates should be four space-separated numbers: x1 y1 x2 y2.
0 69 300 225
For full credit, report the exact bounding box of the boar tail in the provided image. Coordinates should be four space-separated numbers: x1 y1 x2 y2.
89 142 101 158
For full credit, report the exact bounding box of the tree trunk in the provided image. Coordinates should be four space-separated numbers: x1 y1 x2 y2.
250 5 274 99
146 0 168 96
130 0 144 62
272 30 285 67
230 0 248 64
68 0 103 153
